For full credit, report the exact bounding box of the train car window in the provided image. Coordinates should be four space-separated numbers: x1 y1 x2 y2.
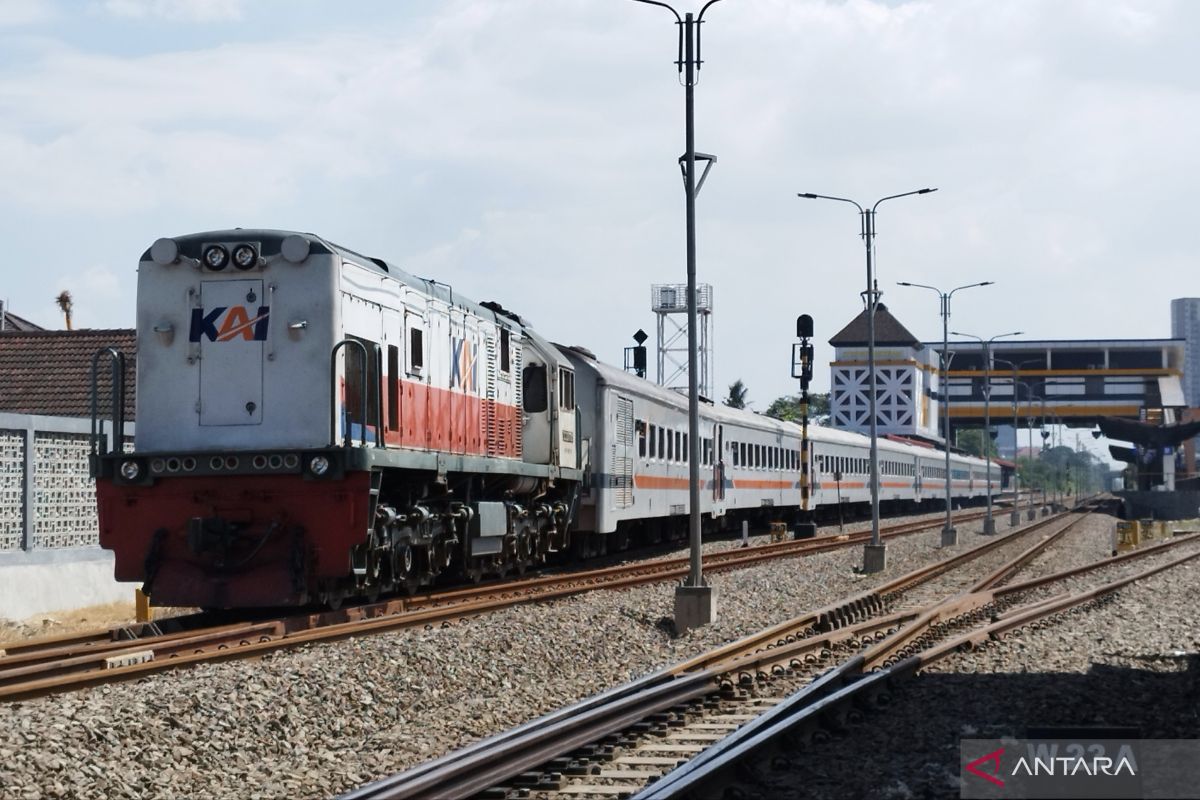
500 328 511 373
667 428 674 461
409 326 424 373
638 420 647 458
387 345 400 432
683 433 688 463
658 426 665 459
559 368 575 410
522 364 548 412
648 424 656 459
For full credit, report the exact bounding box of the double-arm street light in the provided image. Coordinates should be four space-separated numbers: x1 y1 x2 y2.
993 357 1042 525
949 330 1023 534
630 0 724 633
799 188 938 572
896 280 993 547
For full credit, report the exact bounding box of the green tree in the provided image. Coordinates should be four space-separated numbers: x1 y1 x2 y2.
764 393 831 424
957 429 998 458
724 379 749 410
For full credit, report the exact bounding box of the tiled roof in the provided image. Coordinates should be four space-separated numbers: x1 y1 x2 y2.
0 330 136 420
829 303 922 347
0 309 45 332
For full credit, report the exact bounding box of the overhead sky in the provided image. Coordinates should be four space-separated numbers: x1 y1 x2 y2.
1 0 1193 442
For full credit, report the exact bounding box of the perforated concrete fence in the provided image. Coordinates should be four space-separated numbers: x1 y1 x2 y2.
0 414 133 554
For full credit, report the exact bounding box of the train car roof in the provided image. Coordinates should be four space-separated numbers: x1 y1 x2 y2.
141 229 541 337
564 345 991 467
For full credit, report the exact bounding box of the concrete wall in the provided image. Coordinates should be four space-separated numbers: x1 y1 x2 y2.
0 547 135 620
0 412 136 620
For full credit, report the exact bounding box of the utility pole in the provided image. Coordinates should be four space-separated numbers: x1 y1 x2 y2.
631 0 724 633
800 188 938 572
897 280 993 546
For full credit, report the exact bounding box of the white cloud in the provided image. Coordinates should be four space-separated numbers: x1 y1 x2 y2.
0 0 55 27
1 0 1198 406
95 0 243 22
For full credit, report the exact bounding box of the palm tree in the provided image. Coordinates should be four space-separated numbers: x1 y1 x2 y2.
724 379 748 410
55 290 73 331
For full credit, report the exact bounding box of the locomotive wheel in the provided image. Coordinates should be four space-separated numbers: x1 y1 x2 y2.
393 542 415 578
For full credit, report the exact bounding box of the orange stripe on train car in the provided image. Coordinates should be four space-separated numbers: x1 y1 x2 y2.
633 475 693 490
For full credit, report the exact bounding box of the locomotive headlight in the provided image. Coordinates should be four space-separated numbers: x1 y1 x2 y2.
232 244 258 270
150 238 179 265
203 244 230 271
120 460 142 480
280 234 310 264
308 456 330 476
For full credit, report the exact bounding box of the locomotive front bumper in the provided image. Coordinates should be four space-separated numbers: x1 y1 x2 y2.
94 449 371 608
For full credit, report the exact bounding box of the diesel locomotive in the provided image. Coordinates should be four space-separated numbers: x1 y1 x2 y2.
90 229 996 609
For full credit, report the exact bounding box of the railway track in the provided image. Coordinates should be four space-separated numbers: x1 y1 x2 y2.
0 507 993 701
342 498 1200 800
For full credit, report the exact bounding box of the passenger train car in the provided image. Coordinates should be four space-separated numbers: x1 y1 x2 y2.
91 229 998 609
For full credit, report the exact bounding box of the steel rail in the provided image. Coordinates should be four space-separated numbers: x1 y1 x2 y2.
662 507 1083 677
1 509 988 663
344 506 1091 799
634 524 1197 798
0 510 994 700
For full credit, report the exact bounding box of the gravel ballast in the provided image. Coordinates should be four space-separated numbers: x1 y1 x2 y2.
0 505 1086 799
753 513 1200 799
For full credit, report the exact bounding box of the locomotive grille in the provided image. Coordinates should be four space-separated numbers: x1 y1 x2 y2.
485 336 499 456
510 347 522 458
612 396 634 509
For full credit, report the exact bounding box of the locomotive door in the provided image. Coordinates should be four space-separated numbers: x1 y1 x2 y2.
383 309 402 443
198 279 264 426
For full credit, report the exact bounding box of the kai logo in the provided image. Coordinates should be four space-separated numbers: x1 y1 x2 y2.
188 305 270 343
451 336 478 392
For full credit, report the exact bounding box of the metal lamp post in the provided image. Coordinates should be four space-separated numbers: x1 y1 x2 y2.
1014 380 1042 520
800 188 938 573
631 0 724 633
896 280 993 547
992 357 1041 526
950 331 1022 534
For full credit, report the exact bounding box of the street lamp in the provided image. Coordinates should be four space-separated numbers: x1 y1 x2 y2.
993 357 1041 526
800 187 938 573
896 280 993 547
630 0 725 633
1014 380 1042 520
949 330 1023 534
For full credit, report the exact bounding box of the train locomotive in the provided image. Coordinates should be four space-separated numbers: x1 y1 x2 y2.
91 229 997 609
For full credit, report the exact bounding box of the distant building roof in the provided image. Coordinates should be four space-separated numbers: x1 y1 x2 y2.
0 330 136 419
829 303 922 347
0 308 45 332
